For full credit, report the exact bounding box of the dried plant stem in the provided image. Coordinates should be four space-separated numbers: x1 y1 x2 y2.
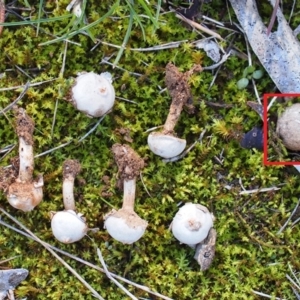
0 82 30 116
277 198 300 234
252 289 286 300
0 208 105 300
174 11 224 41
97 248 138 300
0 218 174 300
0 0 5 36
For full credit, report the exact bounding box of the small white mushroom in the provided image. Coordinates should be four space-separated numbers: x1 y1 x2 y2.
148 63 201 158
51 159 88 243
170 203 214 247
276 103 300 151
104 144 148 244
7 107 43 212
70 71 115 117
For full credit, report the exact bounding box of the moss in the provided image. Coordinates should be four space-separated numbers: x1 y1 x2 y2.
0 0 299 299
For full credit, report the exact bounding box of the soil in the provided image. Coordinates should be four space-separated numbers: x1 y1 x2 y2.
14 106 35 145
63 159 81 180
111 144 144 181
114 127 133 143
163 63 202 133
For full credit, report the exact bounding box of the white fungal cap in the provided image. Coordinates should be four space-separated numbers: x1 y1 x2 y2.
147 132 186 158
104 210 147 244
51 210 88 243
71 72 115 117
171 203 214 246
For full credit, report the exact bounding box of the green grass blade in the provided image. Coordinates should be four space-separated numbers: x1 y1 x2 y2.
0 14 73 27
113 6 134 68
36 0 44 36
136 0 158 27
39 1 120 46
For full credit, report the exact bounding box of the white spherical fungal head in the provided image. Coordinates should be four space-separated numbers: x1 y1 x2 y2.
276 103 300 151
104 209 148 244
147 132 186 158
51 210 88 243
171 203 214 246
71 72 115 117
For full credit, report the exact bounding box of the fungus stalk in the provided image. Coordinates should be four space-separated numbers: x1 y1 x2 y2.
7 107 43 212
51 159 88 244
104 144 148 244
148 63 202 158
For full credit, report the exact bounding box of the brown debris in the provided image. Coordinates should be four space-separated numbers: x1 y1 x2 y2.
163 63 202 133
63 159 81 180
114 127 133 143
194 228 217 271
14 107 35 145
112 144 144 181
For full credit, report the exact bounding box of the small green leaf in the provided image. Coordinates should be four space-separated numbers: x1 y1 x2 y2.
243 65 255 77
253 69 264 79
237 78 249 89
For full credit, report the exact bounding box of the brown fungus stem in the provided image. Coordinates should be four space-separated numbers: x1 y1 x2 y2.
148 63 202 158
7 107 43 212
104 144 148 244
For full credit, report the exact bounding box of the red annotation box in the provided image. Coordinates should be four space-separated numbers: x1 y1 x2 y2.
263 93 300 166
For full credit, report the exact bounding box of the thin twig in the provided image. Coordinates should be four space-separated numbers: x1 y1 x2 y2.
267 0 280 36
288 262 300 288
77 115 106 143
286 274 300 291
140 172 152 198
34 140 73 158
0 208 105 299
130 40 188 51
174 11 224 41
115 96 138 104
267 96 278 111
0 256 21 265
239 186 281 195
277 198 300 234
0 78 57 92
97 248 139 300
252 289 286 300
100 59 143 77
0 82 30 116
0 0 5 35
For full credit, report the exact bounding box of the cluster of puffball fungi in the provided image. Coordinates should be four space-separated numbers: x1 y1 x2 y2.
104 144 148 244
69 71 115 118
147 63 202 159
6 107 43 212
0 66 217 272
276 103 300 151
51 159 88 244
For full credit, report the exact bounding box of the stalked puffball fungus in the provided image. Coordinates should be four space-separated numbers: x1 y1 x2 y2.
148 63 202 159
276 103 300 151
170 203 214 247
70 71 115 117
7 107 43 212
104 144 148 244
51 159 88 243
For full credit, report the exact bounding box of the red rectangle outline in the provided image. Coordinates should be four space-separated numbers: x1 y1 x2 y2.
263 93 300 165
